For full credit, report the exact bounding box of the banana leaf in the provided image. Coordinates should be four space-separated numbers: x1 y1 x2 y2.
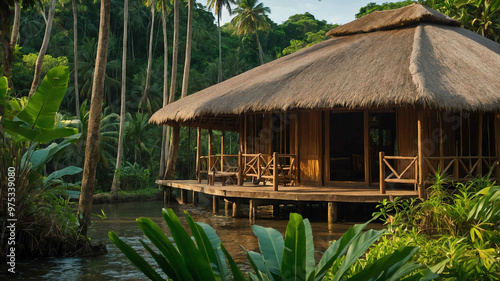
17 66 70 129
251 224 283 280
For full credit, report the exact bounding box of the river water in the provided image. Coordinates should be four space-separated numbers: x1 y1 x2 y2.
4 200 382 280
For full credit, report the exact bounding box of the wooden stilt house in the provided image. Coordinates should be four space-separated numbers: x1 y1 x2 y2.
151 4 500 215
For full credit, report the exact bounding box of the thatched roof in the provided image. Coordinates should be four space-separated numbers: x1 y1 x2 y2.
150 3 500 128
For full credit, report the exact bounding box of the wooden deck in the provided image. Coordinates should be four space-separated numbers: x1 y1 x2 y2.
156 180 418 203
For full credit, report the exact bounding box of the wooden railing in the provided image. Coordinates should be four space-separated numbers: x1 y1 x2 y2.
241 153 297 190
424 156 499 182
380 152 500 194
379 152 418 194
198 154 239 182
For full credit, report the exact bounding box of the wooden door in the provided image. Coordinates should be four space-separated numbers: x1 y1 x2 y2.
299 111 322 184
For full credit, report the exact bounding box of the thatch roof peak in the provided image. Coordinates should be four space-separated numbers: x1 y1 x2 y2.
326 3 461 37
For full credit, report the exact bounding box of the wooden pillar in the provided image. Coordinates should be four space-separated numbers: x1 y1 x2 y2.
320 111 324 186
328 202 337 231
417 109 425 198
212 195 219 214
208 128 213 172
163 188 169 208
197 127 202 183
364 110 371 186
192 191 198 207
325 111 330 183
249 199 258 223
221 129 225 171
478 112 483 176
224 198 231 216
180 189 188 204
244 114 247 154
379 151 386 194
295 112 300 184
273 203 280 218
232 198 242 217
273 152 278 191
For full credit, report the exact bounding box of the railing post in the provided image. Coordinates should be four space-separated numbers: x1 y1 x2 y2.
238 151 243 185
273 152 278 191
379 151 386 194
197 127 201 183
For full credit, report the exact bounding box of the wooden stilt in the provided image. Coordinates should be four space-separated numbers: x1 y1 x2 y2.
180 189 188 204
224 199 231 216
212 195 219 214
192 191 198 207
273 203 280 218
163 188 169 208
297 202 305 215
328 202 338 231
232 198 241 217
249 199 258 222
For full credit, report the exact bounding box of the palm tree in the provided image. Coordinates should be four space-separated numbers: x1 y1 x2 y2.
181 0 193 98
111 0 129 197
28 0 57 97
141 0 156 113
159 0 170 177
72 0 80 118
230 0 270 65
207 0 235 82
78 0 111 236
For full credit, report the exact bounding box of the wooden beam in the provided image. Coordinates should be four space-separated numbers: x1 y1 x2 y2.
295 112 300 184
192 191 198 207
273 152 278 191
417 109 425 198
364 110 371 186
197 127 202 183
325 111 330 182
320 111 324 186
180 189 188 204
221 129 225 171
249 199 257 223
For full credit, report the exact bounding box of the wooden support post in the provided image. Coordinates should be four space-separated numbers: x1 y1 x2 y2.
244 114 247 154
212 195 219 214
197 127 202 183
273 152 278 191
364 110 371 186
249 199 258 223
295 112 300 184
163 188 169 208
273 203 280 218
208 128 213 173
297 202 305 215
478 112 483 176
328 202 338 231
224 199 231 216
232 198 241 217
191 191 198 207
379 151 386 194
417 109 425 198
180 189 188 204
221 129 225 171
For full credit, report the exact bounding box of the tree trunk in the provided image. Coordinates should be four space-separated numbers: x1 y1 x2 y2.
28 0 57 98
165 123 180 179
255 31 264 65
10 0 20 50
111 0 129 197
72 0 80 118
159 0 170 177
78 0 111 236
181 0 193 98
0 5 12 78
217 16 222 83
141 0 156 113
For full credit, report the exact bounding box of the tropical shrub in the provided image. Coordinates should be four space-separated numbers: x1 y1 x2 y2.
109 209 437 281
361 177 500 280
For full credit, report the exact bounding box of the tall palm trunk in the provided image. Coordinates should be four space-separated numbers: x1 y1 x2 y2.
10 0 20 51
217 16 222 83
164 0 179 180
78 0 111 236
141 0 156 113
72 0 80 118
28 0 57 98
111 0 129 196
181 0 193 98
159 0 170 177
255 31 264 65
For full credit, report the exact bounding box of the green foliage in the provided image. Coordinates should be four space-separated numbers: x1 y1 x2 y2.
364 177 500 280
356 1 418 18
110 210 436 281
116 162 151 190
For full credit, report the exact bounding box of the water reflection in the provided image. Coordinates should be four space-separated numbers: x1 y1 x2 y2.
4 201 382 280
